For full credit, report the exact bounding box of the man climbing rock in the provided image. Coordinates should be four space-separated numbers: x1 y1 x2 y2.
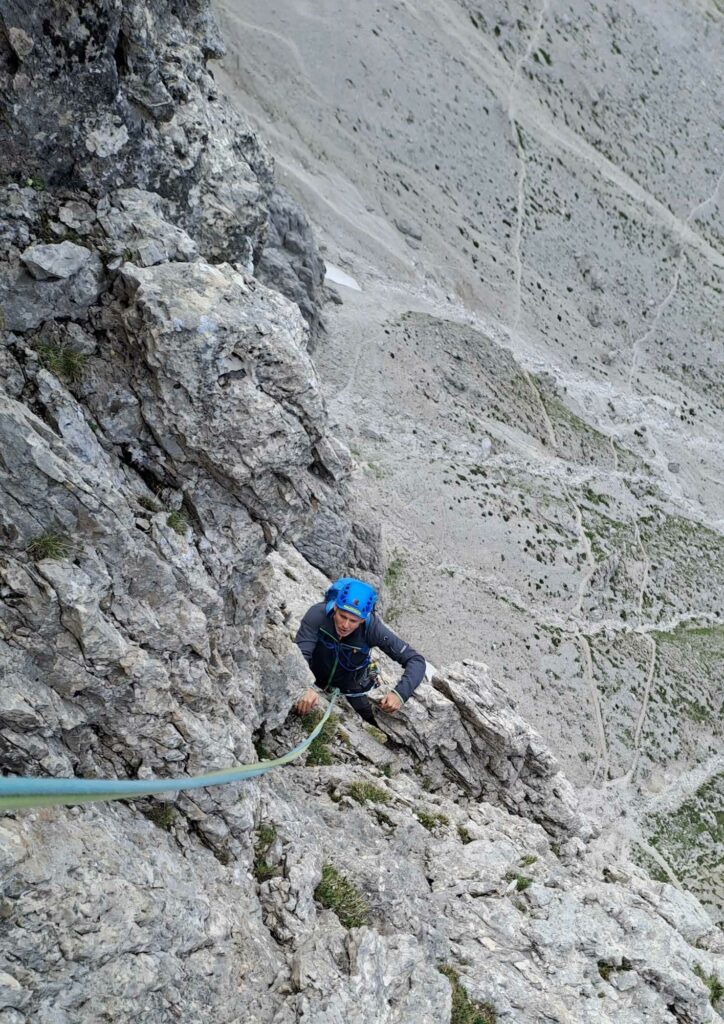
294 576 426 724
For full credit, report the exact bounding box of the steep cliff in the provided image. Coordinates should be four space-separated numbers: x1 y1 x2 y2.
0 2 722 1023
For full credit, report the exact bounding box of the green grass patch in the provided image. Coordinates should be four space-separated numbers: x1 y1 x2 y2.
347 781 390 805
416 809 449 833
27 531 72 560
647 776 723 887
37 343 88 383
304 709 339 766
631 842 670 884
254 824 280 882
384 552 405 590
314 864 369 928
439 965 496 1023
364 724 388 744
166 510 188 535
142 802 175 830
693 965 723 1006
583 486 609 507
519 854 538 867
507 873 532 892
458 825 474 845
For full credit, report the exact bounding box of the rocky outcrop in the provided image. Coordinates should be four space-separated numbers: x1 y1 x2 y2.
256 185 327 342
381 660 593 841
0 1 269 263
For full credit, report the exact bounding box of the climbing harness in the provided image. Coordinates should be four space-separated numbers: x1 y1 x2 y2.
0 690 340 812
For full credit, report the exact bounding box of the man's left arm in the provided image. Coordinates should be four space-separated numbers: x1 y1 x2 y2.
368 617 426 709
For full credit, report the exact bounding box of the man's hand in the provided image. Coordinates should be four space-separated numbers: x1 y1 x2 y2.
379 691 402 714
295 687 320 715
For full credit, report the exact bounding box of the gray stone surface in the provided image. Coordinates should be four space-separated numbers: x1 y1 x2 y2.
1 0 722 1022
256 185 327 342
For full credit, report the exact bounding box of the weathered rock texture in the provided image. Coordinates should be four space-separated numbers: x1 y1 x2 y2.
0 1 722 1023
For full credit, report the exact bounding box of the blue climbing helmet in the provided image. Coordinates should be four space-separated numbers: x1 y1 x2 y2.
325 576 378 622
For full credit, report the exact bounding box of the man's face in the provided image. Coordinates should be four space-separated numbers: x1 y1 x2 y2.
332 607 364 638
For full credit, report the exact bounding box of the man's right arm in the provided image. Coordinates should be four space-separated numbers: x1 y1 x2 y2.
293 605 326 713
294 603 326 668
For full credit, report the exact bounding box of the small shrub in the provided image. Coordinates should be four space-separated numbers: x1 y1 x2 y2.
693 965 723 1006
37 343 87 383
378 763 392 778
416 809 449 833
143 803 175 831
166 510 188 535
384 552 405 589
254 824 279 882
27 531 72 560
348 782 390 805
439 965 496 1023
314 864 369 928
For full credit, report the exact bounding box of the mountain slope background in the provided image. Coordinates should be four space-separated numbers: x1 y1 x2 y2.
216 0 724 916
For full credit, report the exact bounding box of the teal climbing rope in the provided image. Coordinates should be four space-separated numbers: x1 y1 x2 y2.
0 691 339 811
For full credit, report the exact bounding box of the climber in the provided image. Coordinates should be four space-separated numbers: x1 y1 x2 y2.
294 576 426 725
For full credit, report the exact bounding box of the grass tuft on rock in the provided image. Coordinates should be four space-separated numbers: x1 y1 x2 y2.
694 964 723 1006
166 510 188 535
314 864 369 928
506 872 533 892
254 824 280 882
348 781 390 805
364 723 388 744
27 531 72 560
416 808 449 833
142 802 176 831
37 343 87 383
304 709 338 766
439 965 497 1023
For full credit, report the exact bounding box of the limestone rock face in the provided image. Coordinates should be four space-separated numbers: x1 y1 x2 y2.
0 1 269 263
0 2 722 1023
0 244 104 331
257 185 327 342
119 259 325 536
382 660 593 840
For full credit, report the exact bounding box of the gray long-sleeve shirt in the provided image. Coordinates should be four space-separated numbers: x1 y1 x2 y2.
294 603 426 703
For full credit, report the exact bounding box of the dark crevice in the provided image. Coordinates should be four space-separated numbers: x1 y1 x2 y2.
2 38 19 77
114 30 130 75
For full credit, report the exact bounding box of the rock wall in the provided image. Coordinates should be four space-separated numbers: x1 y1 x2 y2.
0 2 722 1023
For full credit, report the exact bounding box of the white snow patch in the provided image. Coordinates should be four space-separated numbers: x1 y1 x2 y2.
324 262 361 291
